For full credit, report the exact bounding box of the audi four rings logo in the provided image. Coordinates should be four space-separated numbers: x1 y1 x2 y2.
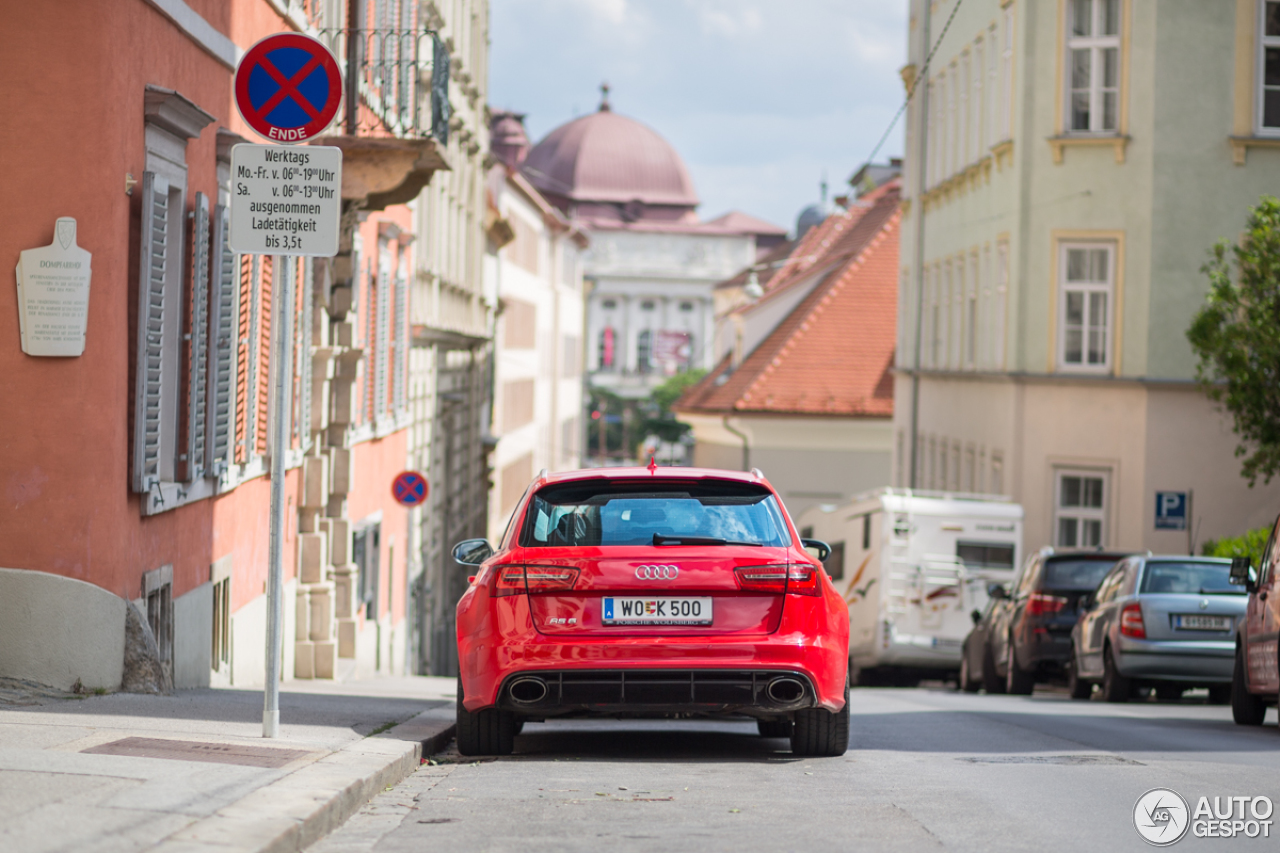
635 565 679 580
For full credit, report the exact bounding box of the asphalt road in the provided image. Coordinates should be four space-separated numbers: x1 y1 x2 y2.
311 686 1280 853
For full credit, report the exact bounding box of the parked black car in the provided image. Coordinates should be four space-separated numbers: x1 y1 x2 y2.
959 547 1134 694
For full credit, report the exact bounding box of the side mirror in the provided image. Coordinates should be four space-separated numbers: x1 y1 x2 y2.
1230 556 1257 592
986 582 1008 601
801 538 831 562
452 538 494 566
970 609 982 626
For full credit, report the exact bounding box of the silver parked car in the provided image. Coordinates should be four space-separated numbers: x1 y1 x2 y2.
1068 556 1246 702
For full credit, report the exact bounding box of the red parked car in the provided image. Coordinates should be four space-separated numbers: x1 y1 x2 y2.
452 465 850 757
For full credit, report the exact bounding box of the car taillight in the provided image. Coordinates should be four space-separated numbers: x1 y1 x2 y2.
785 564 822 596
525 567 579 592
1026 592 1068 615
1120 602 1146 638
734 564 821 596
491 566 579 596
734 564 788 594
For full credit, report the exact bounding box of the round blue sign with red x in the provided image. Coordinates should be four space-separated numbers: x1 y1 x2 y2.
234 32 342 144
392 471 429 507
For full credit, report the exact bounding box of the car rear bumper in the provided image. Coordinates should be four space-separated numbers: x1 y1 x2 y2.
461 634 848 713
1115 638 1235 681
495 668 818 717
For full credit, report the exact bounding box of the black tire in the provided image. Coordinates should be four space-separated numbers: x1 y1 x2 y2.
758 719 793 738
959 654 980 693
1155 684 1183 702
791 688 850 757
982 643 1006 694
456 677 515 756
1101 646 1130 703
1005 642 1035 696
1231 645 1266 725
1066 658 1092 700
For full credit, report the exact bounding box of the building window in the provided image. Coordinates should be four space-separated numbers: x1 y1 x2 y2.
1066 0 1120 133
999 9 1014 140
971 41 984 156
637 329 653 373
991 452 1004 494
598 326 615 370
679 301 694 311
602 298 617 310
1058 243 1113 370
1259 1 1280 129
353 522 381 621
641 300 656 311
1055 470 1107 547
966 252 978 368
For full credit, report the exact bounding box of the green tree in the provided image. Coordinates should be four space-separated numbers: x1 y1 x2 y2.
1187 196 1280 485
642 369 706 444
1202 525 1271 567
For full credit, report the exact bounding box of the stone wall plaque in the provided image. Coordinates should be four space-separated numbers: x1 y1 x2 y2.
15 217 92 356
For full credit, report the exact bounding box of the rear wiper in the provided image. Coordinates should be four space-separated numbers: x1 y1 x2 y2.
652 533 762 546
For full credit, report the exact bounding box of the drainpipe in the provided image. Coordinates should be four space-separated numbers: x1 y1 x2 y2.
908 1 932 488
722 414 750 472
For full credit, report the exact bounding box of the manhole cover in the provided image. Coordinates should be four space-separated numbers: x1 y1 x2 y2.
958 754 1142 766
82 737 312 768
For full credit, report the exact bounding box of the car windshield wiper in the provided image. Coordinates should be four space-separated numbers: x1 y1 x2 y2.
652 533 762 546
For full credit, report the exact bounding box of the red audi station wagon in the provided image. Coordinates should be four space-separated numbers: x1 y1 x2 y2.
452 465 850 756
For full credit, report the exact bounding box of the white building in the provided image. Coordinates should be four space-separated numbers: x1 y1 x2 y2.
520 88 787 401
484 111 589 538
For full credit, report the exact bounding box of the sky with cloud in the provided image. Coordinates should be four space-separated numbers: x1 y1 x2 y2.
488 0 908 235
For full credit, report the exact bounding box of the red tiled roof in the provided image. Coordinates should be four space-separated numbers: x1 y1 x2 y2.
703 210 788 236
675 182 899 418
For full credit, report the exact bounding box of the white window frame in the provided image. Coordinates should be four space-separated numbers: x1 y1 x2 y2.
1054 468 1109 548
971 40 984 159
1057 241 1114 372
958 53 970 167
1257 0 1280 134
995 240 1009 369
987 27 999 148
1065 0 1121 134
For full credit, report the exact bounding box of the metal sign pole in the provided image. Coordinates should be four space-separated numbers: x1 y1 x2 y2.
263 256 294 738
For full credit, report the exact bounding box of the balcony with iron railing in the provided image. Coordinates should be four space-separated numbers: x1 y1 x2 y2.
311 26 453 211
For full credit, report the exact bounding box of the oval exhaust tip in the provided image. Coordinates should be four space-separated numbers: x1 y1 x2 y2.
508 677 548 704
765 677 806 705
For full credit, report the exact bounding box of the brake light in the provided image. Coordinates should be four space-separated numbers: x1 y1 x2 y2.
734 564 788 594
734 564 821 596
491 566 580 596
785 564 822 596
492 566 527 597
1120 602 1146 638
1026 592 1068 616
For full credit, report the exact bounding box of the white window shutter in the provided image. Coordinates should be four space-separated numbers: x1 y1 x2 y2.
246 254 262 457
393 272 407 411
133 172 169 493
206 203 237 475
376 266 389 418
186 192 211 482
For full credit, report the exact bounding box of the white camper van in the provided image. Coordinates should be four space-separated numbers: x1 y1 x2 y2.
797 489 1024 686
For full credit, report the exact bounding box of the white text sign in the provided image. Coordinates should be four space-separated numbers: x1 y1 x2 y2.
229 144 342 256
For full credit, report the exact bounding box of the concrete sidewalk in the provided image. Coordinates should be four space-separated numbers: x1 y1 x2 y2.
0 675 457 853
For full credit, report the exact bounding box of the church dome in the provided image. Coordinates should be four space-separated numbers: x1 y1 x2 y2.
523 101 698 208
796 203 827 239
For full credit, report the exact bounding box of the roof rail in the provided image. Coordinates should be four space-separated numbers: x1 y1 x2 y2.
750 467 765 478
537 468 549 480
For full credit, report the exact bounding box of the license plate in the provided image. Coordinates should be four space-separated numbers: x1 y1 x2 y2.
1172 614 1232 631
602 597 712 625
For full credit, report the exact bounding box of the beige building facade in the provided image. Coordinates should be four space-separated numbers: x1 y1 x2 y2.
897 0 1280 554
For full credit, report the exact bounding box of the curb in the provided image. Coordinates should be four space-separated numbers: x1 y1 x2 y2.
157 709 456 852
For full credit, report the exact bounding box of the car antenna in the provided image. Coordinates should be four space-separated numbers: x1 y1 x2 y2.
648 456 658 474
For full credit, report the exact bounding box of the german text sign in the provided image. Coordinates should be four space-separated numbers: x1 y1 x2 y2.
234 32 342 144
229 144 341 256
14 217 92 356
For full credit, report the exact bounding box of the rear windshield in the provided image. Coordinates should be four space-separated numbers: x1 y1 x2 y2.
1139 561 1244 595
1043 559 1119 590
519 479 791 548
